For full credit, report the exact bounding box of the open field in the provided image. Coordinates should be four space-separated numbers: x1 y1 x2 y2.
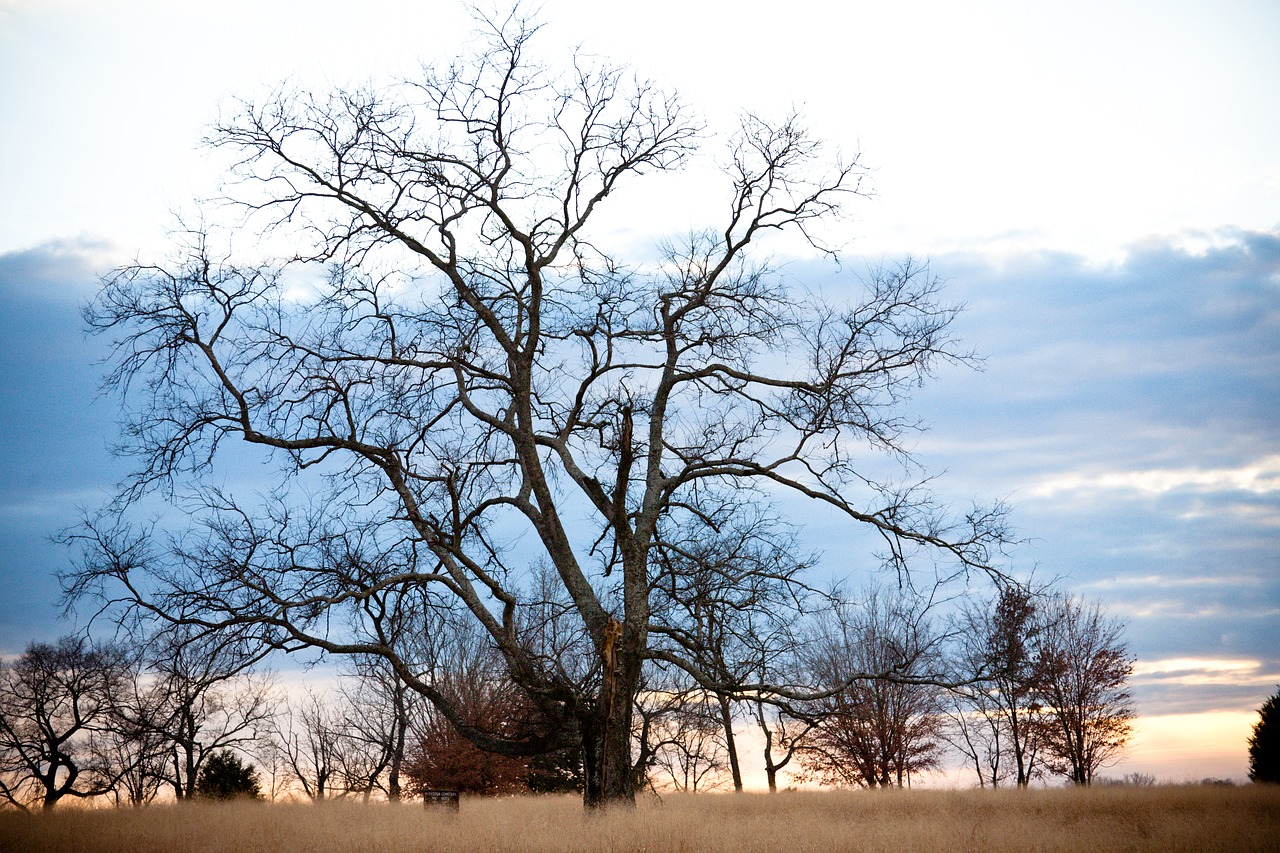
2 786 1278 853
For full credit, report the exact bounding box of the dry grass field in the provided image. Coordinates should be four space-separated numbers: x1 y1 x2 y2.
1 785 1277 853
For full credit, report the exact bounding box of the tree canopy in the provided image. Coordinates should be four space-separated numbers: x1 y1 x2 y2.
66 7 1008 807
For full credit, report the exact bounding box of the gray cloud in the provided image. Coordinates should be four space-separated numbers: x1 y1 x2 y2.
897 230 1280 714
0 238 119 303
0 231 1275 720
0 242 125 649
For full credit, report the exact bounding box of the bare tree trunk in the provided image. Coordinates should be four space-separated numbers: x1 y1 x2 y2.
388 708 406 802
583 620 640 808
581 709 636 808
716 693 743 792
1012 707 1031 787
182 734 197 799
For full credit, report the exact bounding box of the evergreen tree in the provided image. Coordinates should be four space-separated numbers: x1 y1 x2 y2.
196 749 262 800
1248 686 1280 784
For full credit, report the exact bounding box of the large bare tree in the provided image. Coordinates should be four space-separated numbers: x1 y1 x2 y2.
68 8 1005 807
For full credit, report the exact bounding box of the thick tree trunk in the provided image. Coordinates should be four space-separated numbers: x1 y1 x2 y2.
183 742 198 798
580 704 637 807
581 619 641 809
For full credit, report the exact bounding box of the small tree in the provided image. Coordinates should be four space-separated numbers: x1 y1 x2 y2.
946 583 1047 788
798 586 946 788
1033 595 1134 786
0 637 130 810
752 699 817 793
404 613 569 796
270 691 345 801
196 749 261 800
631 670 730 794
142 629 275 801
1248 686 1280 784
336 655 417 802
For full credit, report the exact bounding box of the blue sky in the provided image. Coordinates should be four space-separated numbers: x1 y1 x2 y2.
1 0 1277 781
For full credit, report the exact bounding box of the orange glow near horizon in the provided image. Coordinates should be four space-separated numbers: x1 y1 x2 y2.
1111 711 1257 782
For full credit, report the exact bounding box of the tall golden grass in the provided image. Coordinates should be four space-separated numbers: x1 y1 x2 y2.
2 785 1277 853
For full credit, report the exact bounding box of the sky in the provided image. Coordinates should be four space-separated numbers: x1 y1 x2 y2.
0 0 1277 785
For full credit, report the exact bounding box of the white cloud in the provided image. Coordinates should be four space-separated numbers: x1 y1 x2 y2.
1135 657 1258 677
1132 657 1280 687
1026 455 1280 500
1108 599 1280 620
1082 574 1264 591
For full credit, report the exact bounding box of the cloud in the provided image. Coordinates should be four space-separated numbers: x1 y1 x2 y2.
878 230 1280 722
1109 599 1280 621
1083 574 1267 591
1128 659 1280 718
912 230 1279 479
0 243 129 653
0 238 118 303
1026 455 1280 500
1132 657 1278 685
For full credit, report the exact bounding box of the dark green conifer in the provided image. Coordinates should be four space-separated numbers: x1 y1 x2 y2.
196 749 262 799
1248 686 1280 784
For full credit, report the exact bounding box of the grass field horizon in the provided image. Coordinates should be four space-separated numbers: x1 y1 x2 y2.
2 785 1277 852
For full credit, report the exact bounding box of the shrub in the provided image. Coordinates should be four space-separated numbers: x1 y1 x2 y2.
1097 773 1157 787
196 749 262 800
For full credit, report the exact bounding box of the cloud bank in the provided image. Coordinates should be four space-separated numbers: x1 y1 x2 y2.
0 229 1276 723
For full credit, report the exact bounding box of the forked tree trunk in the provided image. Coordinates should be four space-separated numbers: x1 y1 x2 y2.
757 701 783 792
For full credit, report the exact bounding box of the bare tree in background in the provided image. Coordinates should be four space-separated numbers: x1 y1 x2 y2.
798 586 947 788
1033 595 1134 786
92 665 171 807
646 695 728 793
946 584 1046 787
143 630 276 800
0 637 129 810
328 575 431 802
271 690 347 801
335 655 418 801
629 665 728 793
943 687 1007 789
752 698 818 793
647 505 816 792
68 6 1007 807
